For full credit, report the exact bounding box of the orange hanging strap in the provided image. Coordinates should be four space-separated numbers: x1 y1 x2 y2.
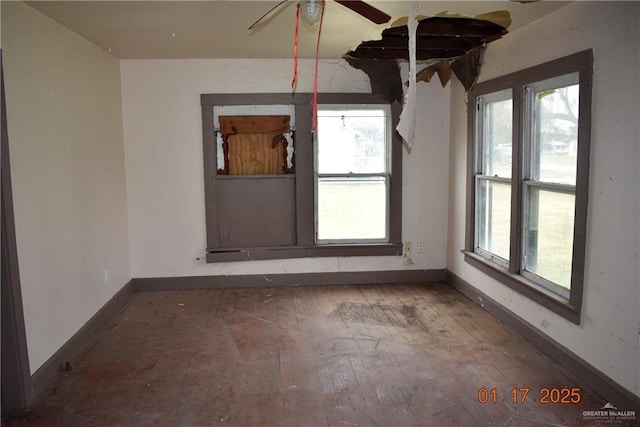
311 0 326 132
291 3 300 89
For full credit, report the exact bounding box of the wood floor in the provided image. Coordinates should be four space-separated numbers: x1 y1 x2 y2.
6 283 606 426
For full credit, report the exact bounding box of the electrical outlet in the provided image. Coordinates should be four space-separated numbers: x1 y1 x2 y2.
417 242 425 253
404 241 412 253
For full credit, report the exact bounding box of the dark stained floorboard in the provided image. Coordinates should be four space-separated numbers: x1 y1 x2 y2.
5 283 607 426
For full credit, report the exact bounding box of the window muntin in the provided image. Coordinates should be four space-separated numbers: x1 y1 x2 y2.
315 106 390 243
465 50 592 323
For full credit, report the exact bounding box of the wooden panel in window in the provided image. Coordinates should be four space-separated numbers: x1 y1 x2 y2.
219 115 292 175
227 133 284 175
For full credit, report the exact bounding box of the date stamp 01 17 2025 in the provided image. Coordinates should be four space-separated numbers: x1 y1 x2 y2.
477 387 637 424
477 387 582 405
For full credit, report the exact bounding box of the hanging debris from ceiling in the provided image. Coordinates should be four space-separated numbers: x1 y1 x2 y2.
344 10 511 95
396 2 419 152
343 10 510 152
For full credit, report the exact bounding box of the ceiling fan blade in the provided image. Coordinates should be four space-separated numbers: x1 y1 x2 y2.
334 0 391 25
249 0 290 30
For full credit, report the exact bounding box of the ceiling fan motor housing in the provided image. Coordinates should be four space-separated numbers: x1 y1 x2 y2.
301 0 323 26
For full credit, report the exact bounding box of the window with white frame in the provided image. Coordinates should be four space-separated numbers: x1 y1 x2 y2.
475 89 513 265
465 50 592 324
315 106 391 243
521 74 580 297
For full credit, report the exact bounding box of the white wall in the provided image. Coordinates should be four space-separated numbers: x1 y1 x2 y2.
2 2 131 373
447 1 640 397
121 59 450 278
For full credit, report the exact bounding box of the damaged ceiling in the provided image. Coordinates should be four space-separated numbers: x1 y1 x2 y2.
346 14 509 61
345 12 510 102
21 1 567 98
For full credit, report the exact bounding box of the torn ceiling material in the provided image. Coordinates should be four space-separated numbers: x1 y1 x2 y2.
344 57 404 104
347 15 508 61
418 44 485 92
345 11 511 93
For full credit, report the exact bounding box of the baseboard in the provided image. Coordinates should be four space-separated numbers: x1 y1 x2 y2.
132 269 446 291
30 280 134 400
445 270 640 414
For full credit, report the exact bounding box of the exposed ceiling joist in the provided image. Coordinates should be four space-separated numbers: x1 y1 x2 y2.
347 16 508 62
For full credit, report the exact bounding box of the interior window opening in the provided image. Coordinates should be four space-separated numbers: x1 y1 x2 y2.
315 106 391 243
216 115 295 175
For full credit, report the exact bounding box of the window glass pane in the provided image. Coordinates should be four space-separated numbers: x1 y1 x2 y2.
317 109 386 174
476 179 511 261
481 93 512 178
531 81 579 185
317 177 386 240
523 187 575 289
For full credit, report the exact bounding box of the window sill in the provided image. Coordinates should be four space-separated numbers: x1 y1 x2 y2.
462 250 581 324
207 243 403 263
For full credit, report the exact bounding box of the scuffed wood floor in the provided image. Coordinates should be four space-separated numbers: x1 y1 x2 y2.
6 283 606 426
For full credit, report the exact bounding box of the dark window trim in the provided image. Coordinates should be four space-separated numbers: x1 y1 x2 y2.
464 49 593 324
1 49 34 412
201 93 402 263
